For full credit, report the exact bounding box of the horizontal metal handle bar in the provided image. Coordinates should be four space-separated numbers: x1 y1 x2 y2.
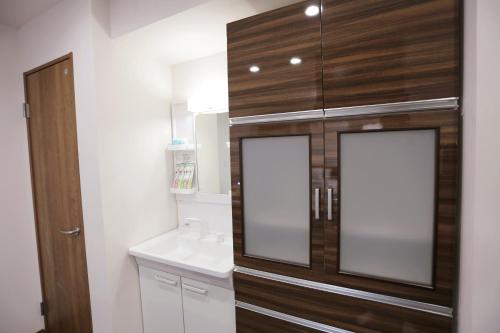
230 109 324 126
325 97 459 118
234 266 453 317
182 283 208 295
154 274 177 286
59 227 80 237
229 98 459 126
236 301 353 333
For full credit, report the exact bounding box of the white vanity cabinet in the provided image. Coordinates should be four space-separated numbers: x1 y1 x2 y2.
139 265 236 333
181 277 236 333
139 266 185 333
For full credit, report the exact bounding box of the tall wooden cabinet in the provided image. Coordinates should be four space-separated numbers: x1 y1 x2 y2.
228 1 461 332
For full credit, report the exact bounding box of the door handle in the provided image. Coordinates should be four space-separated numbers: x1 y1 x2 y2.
327 188 333 221
314 188 320 220
182 283 208 295
59 227 80 237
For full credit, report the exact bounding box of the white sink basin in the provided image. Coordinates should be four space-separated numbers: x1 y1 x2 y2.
129 229 234 279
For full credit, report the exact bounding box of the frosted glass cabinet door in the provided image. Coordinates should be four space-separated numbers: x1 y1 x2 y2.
242 136 311 266
323 110 460 306
231 120 325 276
339 130 436 286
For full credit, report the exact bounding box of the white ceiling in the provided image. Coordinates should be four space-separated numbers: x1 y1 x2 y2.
113 0 302 66
110 0 302 38
0 0 62 28
110 0 211 38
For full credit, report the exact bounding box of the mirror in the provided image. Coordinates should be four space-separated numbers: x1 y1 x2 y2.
195 112 230 195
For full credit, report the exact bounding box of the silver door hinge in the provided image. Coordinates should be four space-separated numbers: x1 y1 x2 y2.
23 103 31 118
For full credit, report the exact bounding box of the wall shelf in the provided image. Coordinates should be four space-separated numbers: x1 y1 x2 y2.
167 144 196 151
170 188 196 195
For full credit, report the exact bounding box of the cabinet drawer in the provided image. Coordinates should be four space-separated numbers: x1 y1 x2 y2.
234 272 452 333
139 266 184 333
236 306 324 333
181 277 236 333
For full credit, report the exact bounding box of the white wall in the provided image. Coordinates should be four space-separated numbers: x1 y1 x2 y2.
458 0 500 331
0 24 45 333
95 11 179 333
16 0 113 331
171 52 228 103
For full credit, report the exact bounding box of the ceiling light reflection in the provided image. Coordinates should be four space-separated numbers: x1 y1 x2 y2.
305 5 320 17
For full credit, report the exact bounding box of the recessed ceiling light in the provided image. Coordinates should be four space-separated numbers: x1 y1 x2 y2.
305 5 320 17
249 65 260 73
290 57 302 65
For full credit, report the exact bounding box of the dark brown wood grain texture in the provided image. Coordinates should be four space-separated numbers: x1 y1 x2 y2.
230 120 325 278
236 307 323 333
227 1 323 118
324 109 459 307
231 111 458 307
25 55 92 333
321 0 460 109
235 272 453 333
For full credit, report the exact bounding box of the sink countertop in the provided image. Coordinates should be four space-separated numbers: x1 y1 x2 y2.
129 229 234 279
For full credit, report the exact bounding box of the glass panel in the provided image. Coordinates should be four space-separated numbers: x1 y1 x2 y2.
242 136 310 266
339 130 436 286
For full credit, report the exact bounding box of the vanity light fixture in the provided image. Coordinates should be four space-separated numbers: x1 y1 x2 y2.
249 65 260 73
290 57 302 65
305 5 320 17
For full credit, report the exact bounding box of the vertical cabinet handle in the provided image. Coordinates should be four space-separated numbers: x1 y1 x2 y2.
327 188 333 221
314 188 320 220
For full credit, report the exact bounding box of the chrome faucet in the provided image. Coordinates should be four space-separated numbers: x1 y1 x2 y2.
183 217 208 238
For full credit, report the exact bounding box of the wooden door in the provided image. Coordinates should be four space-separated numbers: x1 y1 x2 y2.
24 55 92 333
227 0 323 118
323 109 459 307
321 0 460 109
230 120 325 280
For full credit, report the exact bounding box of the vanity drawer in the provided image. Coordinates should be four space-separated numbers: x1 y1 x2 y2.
234 272 453 333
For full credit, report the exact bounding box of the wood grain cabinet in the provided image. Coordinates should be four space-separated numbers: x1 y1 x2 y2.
236 307 324 333
235 272 453 333
227 1 323 118
230 120 326 280
323 109 459 307
228 1 461 332
231 110 459 306
231 111 459 332
321 0 460 109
